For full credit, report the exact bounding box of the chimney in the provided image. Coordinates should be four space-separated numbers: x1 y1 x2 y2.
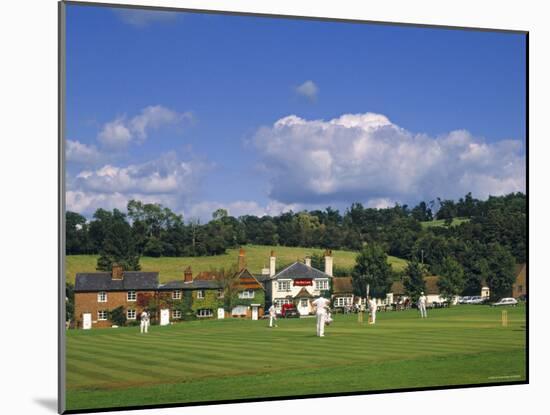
324 249 333 276
305 256 311 267
112 263 124 280
184 266 193 283
238 248 246 270
269 250 276 277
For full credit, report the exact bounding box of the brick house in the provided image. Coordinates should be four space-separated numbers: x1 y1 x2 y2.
74 264 159 329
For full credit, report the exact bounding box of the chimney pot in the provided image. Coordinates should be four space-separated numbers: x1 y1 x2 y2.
305 256 311 267
238 248 246 270
184 266 193 283
111 263 124 280
269 251 276 277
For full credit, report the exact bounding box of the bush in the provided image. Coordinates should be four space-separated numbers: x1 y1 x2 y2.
109 306 127 326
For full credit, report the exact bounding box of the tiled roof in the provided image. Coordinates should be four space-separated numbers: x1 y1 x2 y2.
294 287 313 298
74 272 159 292
159 279 221 290
236 269 264 291
332 277 354 294
272 262 332 280
390 276 440 296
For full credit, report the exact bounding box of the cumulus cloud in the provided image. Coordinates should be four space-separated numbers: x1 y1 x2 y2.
295 80 319 101
253 112 526 207
187 200 301 222
67 153 209 216
114 9 179 27
66 140 101 164
98 105 193 149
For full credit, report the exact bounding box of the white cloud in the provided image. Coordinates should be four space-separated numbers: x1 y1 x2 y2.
66 140 101 164
98 105 193 149
253 112 526 206
114 9 179 27
295 80 319 101
67 153 209 216
187 200 301 222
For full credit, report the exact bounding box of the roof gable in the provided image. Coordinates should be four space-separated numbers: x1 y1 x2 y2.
272 262 332 280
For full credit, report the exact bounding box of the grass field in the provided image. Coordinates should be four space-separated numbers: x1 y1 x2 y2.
66 244 408 283
65 305 526 411
421 217 471 228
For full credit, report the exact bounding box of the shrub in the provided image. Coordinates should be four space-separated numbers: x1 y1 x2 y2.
109 306 127 326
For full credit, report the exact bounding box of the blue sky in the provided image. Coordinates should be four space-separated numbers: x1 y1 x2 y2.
65 4 526 221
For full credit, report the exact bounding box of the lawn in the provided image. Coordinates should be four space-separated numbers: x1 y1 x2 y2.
65 305 526 411
65 244 408 284
421 217 471 228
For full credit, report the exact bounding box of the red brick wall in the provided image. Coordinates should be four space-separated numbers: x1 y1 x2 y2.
74 290 156 329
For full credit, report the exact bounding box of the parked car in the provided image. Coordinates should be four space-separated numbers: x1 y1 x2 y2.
491 297 518 307
458 296 471 304
469 296 486 304
281 304 300 318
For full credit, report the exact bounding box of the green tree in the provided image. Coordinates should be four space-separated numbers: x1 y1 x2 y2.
352 243 393 299
486 243 516 299
65 282 74 323
109 306 127 326
436 256 465 301
96 209 141 271
403 259 426 302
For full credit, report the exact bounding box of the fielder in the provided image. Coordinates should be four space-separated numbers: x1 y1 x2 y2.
268 304 278 328
140 310 150 333
418 292 428 318
312 296 331 337
368 298 377 324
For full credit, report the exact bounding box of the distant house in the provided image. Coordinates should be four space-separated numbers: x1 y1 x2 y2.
389 276 448 305
512 263 527 298
332 277 355 309
267 250 334 316
74 264 159 329
158 249 265 322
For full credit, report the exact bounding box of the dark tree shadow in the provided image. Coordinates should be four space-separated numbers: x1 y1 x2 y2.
34 398 57 413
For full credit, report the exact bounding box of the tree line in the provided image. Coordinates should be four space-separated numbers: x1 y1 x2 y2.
66 192 526 297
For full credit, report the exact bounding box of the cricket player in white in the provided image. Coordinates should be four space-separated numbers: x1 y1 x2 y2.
268 304 278 328
312 296 331 337
418 292 428 318
140 310 150 333
368 298 377 324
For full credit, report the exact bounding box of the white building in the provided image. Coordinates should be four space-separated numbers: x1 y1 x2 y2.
268 251 334 316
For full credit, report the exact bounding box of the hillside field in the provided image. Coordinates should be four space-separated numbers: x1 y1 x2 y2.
421 217 471 228
65 305 526 411
65 245 408 283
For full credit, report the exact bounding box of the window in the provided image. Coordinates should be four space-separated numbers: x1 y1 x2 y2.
127 309 136 320
97 291 107 303
172 290 182 300
300 299 309 308
197 309 213 317
172 310 182 319
277 280 291 292
238 290 255 299
334 297 352 307
197 290 205 299
315 279 329 291
231 305 247 316
97 310 108 320
274 298 293 308
127 291 136 302
217 289 224 299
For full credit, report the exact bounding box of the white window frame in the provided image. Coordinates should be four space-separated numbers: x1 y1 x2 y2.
300 299 309 308
197 290 205 299
172 290 182 300
231 305 248 316
315 279 329 291
127 291 137 302
172 309 182 319
127 309 136 320
238 289 255 299
197 308 213 318
97 310 108 320
277 280 291 292
217 288 224 299
97 291 107 303
274 298 293 308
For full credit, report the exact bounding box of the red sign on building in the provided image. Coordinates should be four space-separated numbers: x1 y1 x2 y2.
294 279 313 286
